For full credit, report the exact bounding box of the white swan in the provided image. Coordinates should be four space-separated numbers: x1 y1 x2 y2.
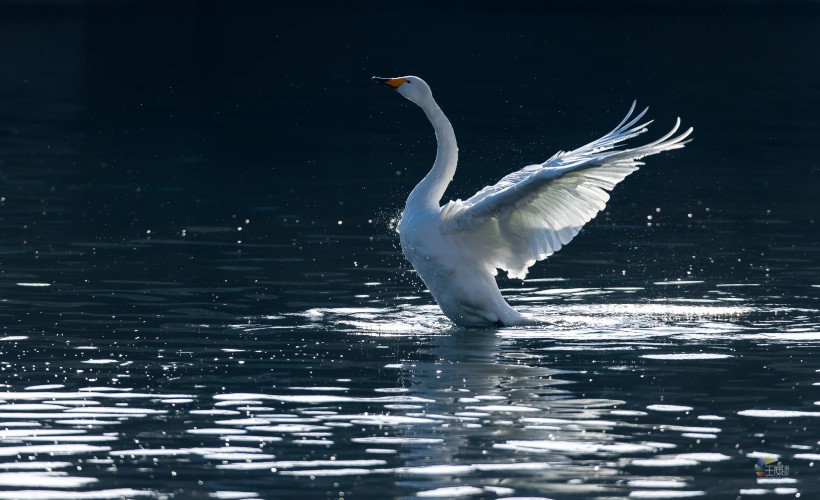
373 76 692 328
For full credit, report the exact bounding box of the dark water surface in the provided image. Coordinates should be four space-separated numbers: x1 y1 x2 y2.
1 2 819 499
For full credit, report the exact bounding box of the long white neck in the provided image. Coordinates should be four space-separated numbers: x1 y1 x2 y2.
406 96 458 212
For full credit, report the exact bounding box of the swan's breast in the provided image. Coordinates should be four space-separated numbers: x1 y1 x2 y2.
398 210 458 280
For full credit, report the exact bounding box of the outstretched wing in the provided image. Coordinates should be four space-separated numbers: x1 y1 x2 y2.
439 101 692 280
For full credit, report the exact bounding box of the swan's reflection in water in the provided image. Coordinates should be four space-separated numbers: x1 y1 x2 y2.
236 296 813 498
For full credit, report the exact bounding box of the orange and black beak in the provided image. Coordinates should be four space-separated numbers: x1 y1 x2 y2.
372 76 407 89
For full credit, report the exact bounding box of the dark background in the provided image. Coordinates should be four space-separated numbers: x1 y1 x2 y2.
0 0 818 290
2 1 818 223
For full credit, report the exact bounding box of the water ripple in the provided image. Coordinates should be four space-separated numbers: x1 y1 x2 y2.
1 257 818 498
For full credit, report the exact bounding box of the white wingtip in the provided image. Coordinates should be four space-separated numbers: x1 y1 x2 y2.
610 100 638 134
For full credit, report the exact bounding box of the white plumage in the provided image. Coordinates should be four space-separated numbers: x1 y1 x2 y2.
374 76 692 327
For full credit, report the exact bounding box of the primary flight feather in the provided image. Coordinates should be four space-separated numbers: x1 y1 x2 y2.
373 76 692 328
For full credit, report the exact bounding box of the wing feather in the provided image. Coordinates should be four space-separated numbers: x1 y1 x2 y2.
441 102 692 279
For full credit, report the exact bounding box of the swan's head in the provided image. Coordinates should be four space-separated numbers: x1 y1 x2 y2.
372 75 432 105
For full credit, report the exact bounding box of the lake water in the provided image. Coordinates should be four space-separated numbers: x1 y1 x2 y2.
0 2 819 499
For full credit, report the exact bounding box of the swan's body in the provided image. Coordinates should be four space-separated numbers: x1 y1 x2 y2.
374 76 692 327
